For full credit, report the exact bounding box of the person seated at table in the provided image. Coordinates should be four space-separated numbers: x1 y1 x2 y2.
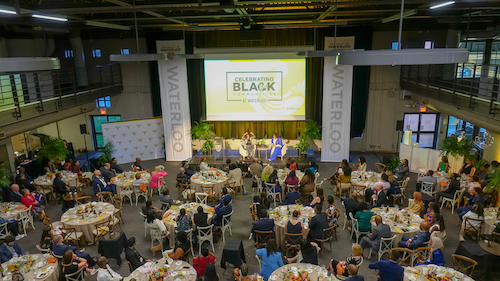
228 164 244 194
310 187 324 209
71 161 82 177
299 169 315 203
309 161 318 174
250 196 263 222
40 226 53 250
167 231 191 260
17 167 32 182
359 215 391 253
21 189 45 219
142 200 162 219
267 170 281 193
436 173 460 203
287 158 297 171
429 213 445 235
437 156 450 173
286 238 319 265
52 235 95 266
199 155 209 172
181 161 196 177
416 170 437 192
146 213 168 236
15 173 35 192
351 202 372 233
99 163 116 183
343 197 358 222
308 204 329 240
60 249 95 281
457 187 484 220
46 161 56 173
213 197 232 227
334 164 352 196
92 170 117 195
176 168 190 184
0 235 24 263
424 202 440 223
132 172 148 186
6 184 23 202
96 256 122 281
150 166 168 191
407 191 424 216
327 159 349 185
110 157 123 174
385 171 400 195
198 263 219 281
327 243 363 277
357 157 367 172
368 250 404 281
54 172 75 195
285 210 304 238
370 183 387 208
234 263 259 281
284 170 300 187
125 237 150 270
279 185 301 206
459 158 475 177
215 187 232 209
194 206 209 228
397 221 430 249
365 174 390 202
326 196 339 227
260 165 273 183
416 237 445 266
467 175 481 194
459 203 484 242
250 209 275 242
193 245 216 277
394 159 409 181
176 208 193 232
133 157 144 171
345 264 364 281
159 189 181 207
256 239 284 281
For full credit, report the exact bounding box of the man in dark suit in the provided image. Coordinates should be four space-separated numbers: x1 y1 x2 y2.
176 168 190 184
6 184 23 202
308 204 329 240
345 265 364 281
0 216 23 240
279 185 301 205
99 163 116 183
92 170 117 195
251 209 275 242
371 183 387 208
15 174 34 192
0 235 25 263
213 197 232 226
125 237 150 270
53 173 72 195
181 161 195 177
360 215 391 252
398 221 430 249
52 235 95 266
142 200 162 219
343 197 358 221
110 158 124 174
369 250 404 281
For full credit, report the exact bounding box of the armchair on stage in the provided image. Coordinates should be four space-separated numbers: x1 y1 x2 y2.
239 142 256 158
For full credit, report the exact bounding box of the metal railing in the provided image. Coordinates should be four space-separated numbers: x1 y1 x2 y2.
0 64 122 124
401 63 500 117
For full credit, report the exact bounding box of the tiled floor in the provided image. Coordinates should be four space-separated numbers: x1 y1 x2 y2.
20 153 489 280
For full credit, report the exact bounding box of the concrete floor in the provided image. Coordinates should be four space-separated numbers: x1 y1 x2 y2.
20 153 487 281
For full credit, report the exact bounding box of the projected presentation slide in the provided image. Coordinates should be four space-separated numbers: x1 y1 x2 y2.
205 59 306 121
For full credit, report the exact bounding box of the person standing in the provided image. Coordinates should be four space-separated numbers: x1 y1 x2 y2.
242 132 255 159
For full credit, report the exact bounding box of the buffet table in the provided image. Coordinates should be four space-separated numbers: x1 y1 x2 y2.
128 258 197 281
60 202 115 243
371 207 423 246
269 205 314 250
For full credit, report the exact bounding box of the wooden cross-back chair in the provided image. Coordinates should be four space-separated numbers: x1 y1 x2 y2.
92 219 111 244
285 232 303 257
463 217 484 241
97 192 114 204
180 245 192 262
452 254 478 277
60 226 85 249
392 248 414 266
375 163 386 173
75 196 91 205
413 247 431 266
224 181 236 202
254 230 272 249
312 225 336 256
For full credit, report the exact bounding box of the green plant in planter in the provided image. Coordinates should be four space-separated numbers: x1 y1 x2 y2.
476 159 487 169
294 138 310 155
0 162 12 188
258 140 267 147
440 135 471 157
385 157 401 172
36 137 68 163
191 119 216 153
97 141 114 168
486 170 500 207
302 121 322 140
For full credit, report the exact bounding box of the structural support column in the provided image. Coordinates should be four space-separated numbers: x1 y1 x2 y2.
479 39 493 99
69 29 88 87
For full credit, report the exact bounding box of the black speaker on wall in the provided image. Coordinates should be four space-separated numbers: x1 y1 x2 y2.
80 124 88 135
240 25 264 41
396 120 404 131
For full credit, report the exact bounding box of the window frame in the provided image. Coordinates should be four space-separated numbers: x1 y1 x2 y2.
92 49 102 58
404 112 440 148
90 115 121 149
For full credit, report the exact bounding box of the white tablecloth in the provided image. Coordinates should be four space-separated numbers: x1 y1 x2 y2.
371 207 423 246
483 207 499 235
190 172 228 201
60 202 115 243
128 258 197 281
2 254 59 281
0 203 28 220
34 171 78 187
404 265 473 281
269 205 314 250
269 263 336 281
112 171 151 197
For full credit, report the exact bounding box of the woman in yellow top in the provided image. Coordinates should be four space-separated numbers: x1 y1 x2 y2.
407 191 424 215
261 165 273 183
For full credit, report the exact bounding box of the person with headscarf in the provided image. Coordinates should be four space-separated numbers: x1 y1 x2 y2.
416 237 445 266
407 192 424 215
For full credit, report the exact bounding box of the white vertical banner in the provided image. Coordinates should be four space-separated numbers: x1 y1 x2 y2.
157 40 192 161
321 37 354 162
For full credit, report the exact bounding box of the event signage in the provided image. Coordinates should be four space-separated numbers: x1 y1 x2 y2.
321 36 354 162
157 40 192 161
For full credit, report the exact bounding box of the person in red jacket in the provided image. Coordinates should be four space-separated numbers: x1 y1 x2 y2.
20 189 45 219
192 245 215 277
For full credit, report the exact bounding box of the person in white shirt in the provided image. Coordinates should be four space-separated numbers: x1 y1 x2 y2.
145 213 168 236
96 257 122 281
459 204 484 242
199 155 210 172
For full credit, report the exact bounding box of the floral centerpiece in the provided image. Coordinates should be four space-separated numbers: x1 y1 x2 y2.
149 267 168 281
424 272 451 281
7 256 35 273
284 269 309 281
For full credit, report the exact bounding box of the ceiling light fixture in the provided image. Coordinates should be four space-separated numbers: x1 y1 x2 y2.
32 14 68 22
85 20 131 30
0 8 15 14
429 1 455 10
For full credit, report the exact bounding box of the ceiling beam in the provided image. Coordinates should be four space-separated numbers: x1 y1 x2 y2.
381 9 417 23
105 0 188 25
314 5 337 22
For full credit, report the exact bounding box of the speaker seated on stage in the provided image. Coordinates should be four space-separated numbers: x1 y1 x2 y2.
53 173 76 195
92 170 117 195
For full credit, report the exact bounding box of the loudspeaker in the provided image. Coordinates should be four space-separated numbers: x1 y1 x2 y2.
240 25 264 41
80 124 88 135
396 120 404 131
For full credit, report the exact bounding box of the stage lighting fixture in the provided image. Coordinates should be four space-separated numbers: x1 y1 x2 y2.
242 18 251 29
32 14 68 22
429 1 455 9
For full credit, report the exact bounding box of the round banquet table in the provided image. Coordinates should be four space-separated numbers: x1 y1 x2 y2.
128 258 197 281
34 171 78 187
268 263 337 281
277 169 304 197
1 254 59 281
269 205 315 250
483 207 499 235
60 202 115 243
404 265 474 281
112 171 151 197
371 207 423 246
162 202 214 249
190 171 228 201
350 171 381 190
0 202 28 220
479 240 500 256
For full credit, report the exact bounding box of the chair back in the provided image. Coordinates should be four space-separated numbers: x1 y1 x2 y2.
125 257 133 272
195 193 208 205
464 217 484 238
392 247 414 266
75 196 91 205
255 255 262 269
255 230 272 248
378 235 397 260
285 232 303 246
94 219 111 237
401 177 410 188
452 254 478 277
139 211 147 219
321 225 335 241
413 247 431 265
97 191 114 204
200 185 214 195
375 163 386 173
36 244 51 253
421 182 436 196
222 211 233 229
65 265 85 281
180 245 192 262
264 182 278 194
197 225 214 240
113 196 122 208
286 184 298 193
160 202 170 211
454 189 466 203
0 222 9 239
60 227 78 243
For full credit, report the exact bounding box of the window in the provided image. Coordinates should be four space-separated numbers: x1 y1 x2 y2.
403 113 439 148
457 41 485 78
121 48 130 55
392 42 399 50
0 74 24 110
447 115 488 152
424 41 434 49
64 50 73 58
96 96 111 108
92 49 101 58
91 115 121 148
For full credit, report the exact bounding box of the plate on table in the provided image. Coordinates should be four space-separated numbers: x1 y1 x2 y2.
269 275 278 280
36 272 49 279
175 261 182 266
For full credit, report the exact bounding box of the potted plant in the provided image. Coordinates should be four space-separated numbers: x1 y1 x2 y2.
301 121 322 151
36 137 69 163
439 135 472 173
385 157 401 172
294 138 310 155
97 141 114 168
257 140 267 147
0 162 11 200
486 170 500 207
191 119 216 153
